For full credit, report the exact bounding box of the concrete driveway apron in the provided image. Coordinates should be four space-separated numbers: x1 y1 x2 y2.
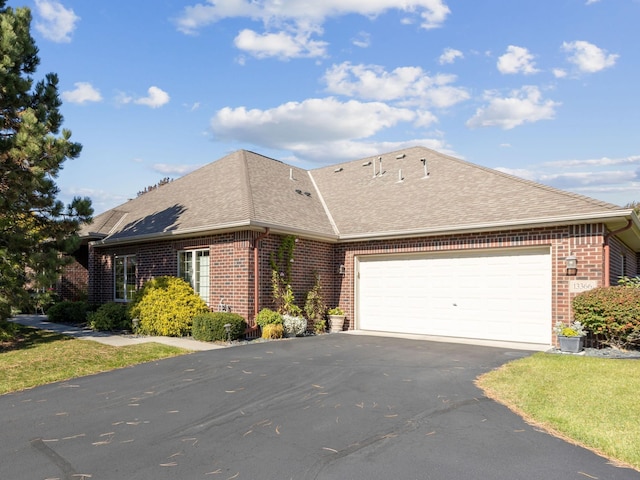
1 334 637 479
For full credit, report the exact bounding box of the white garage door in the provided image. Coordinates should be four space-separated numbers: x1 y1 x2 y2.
357 248 551 345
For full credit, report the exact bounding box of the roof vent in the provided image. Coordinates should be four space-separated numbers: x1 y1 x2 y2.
289 168 294 181
396 153 406 159
420 158 430 179
304 192 311 197
334 167 343 173
362 161 372 166
396 169 404 183
295 189 302 194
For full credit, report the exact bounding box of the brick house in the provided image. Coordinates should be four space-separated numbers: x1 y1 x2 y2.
77 147 640 347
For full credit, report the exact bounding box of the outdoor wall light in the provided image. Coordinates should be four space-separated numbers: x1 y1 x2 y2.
565 255 578 276
338 264 346 275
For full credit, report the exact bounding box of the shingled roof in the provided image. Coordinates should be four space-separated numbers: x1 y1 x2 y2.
83 146 639 246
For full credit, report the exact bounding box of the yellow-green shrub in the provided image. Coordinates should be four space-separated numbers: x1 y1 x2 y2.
261 323 284 339
128 276 208 337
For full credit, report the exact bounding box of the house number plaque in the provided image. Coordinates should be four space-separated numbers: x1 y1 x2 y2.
569 280 598 293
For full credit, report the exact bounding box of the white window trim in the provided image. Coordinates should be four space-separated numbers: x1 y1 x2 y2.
114 254 136 302
178 248 210 305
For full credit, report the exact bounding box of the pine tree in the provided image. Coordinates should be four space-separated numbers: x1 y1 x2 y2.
0 2 92 319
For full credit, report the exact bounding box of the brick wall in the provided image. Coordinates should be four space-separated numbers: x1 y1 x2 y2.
88 232 335 324
334 224 606 333
57 257 88 301
256 234 335 319
86 223 636 343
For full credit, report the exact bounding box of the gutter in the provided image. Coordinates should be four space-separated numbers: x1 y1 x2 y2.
252 228 270 325
337 210 638 243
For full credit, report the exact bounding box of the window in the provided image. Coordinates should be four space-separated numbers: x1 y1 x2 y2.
178 249 210 304
115 255 136 301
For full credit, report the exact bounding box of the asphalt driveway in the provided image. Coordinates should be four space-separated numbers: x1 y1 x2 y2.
1 334 636 479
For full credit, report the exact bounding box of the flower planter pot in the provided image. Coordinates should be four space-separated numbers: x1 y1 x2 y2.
558 335 585 353
328 315 345 333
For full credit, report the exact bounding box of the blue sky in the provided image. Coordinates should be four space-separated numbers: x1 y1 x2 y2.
16 0 640 214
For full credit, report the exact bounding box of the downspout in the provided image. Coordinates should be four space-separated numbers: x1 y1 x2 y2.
603 219 632 286
252 228 270 324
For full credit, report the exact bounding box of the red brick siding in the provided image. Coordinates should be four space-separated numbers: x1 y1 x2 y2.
57 258 88 301
334 224 605 334
257 234 335 319
86 223 633 344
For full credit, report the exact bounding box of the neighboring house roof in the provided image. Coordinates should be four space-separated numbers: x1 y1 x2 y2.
82 146 640 249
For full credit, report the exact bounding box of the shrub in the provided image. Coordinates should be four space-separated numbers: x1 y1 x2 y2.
573 286 640 349
46 301 90 325
261 323 284 339
255 308 282 327
128 276 208 337
313 319 326 334
0 319 19 341
618 276 640 288
87 302 130 332
192 312 247 342
282 314 307 337
305 273 326 331
0 300 11 323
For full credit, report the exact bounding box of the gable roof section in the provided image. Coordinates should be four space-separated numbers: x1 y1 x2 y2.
83 150 336 244
310 146 630 239
83 146 639 249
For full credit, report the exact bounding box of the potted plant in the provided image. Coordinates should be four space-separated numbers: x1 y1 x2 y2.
553 320 587 353
327 307 345 333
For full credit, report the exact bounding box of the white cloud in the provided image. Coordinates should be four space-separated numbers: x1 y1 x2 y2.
62 82 103 104
543 155 640 168
133 86 171 108
153 163 202 175
553 68 567 78
585 0 600 4
176 1 450 59
497 45 539 75
438 47 463 65
234 28 328 59
290 137 456 163
466 86 560 130
496 154 640 206
177 0 451 33
352 32 371 48
323 62 469 108
211 97 415 148
34 0 80 43
562 40 618 73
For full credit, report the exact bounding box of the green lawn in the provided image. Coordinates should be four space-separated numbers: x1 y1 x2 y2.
476 352 640 471
0 323 189 395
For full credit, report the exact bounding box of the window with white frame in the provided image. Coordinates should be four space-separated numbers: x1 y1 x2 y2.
178 249 210 304
115 255 137 301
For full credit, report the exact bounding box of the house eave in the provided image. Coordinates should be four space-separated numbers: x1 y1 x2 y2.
337 211 640 246
89 220 339 247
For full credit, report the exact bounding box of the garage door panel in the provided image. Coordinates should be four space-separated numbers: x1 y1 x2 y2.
358 248 551 344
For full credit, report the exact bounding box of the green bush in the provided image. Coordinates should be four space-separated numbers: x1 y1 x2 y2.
573 286 640 349
87 302 130 332
192 312 247 342
255 308 282 327
0 300 11 322
128 276 208 337
46 301 90 325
